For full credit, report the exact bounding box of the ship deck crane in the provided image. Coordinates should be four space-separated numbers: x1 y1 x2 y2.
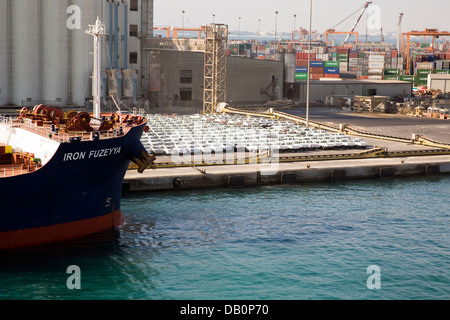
343 1 372 43
323 1 372 45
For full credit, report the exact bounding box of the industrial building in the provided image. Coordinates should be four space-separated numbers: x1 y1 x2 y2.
0 0 154 107
0 0 419 111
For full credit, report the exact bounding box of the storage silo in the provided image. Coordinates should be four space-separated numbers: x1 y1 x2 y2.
11 0 41 105
0 0 10 106
41 0 69 104
69 0 104 106
284 52 296 84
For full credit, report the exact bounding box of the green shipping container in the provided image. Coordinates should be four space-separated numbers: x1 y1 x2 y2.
324 61 340 68
433 69 450 74
337 53 348 61
399 75 416 82
295 73 308 81
384 75 400 80
384 68 400 75
416 69 432 76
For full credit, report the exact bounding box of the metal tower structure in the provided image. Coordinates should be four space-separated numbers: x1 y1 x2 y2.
203 24 228 114
86 17 106 123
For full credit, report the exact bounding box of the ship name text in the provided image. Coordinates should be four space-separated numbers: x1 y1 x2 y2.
63 147 122 162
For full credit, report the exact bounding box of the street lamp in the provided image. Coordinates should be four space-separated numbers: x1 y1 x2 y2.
306 0 312 128
293 14 297 41
239 17 241 39
274 11 278 42
213 14 215 23
258 19 261 37
182 10 185 29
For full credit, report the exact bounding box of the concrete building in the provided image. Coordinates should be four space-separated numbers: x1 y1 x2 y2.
142 39 284 109
0 0 153 107
428 74 450 93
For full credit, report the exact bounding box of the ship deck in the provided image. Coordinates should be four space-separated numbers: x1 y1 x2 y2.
0 111 147 178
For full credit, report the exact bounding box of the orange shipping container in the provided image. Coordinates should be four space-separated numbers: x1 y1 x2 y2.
310 73 323 80
310 67 324 73
323 73 340 78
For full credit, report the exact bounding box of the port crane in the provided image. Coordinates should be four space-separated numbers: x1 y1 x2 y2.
401 29 450 74
173 26 206 39
323 1 372 45
153 26 171 38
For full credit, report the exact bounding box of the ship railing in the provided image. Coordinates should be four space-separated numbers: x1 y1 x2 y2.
1 116 126 144
0 165 40 178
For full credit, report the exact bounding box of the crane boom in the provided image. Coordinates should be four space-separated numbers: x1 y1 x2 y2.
344 1 372 43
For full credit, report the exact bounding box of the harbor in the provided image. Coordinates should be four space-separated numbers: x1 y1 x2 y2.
124 105 450 191
1 0 450 303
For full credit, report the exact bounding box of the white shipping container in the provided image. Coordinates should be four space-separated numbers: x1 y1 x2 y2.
368 61 385 69
368 75 383 80
368 54 385 62
416 62 434 69
368 68 384 75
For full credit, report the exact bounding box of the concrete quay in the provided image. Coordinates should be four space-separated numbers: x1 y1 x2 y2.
123 155 450 192
123 107 450 192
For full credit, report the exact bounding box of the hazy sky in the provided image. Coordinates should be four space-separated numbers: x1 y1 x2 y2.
154 0 450 37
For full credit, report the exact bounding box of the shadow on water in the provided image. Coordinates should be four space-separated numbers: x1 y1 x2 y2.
0 229 123 271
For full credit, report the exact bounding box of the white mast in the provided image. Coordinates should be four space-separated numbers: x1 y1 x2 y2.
86 17 106 124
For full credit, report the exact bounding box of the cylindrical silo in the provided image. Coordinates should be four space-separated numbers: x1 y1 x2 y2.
11 0 41 105
0 0 10 106
41 0 69 105
284 52 296 84
69 0 107 106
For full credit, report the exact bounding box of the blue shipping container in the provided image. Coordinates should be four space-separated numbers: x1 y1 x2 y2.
296 67 308 73
310 60 325 67
324 67 339 74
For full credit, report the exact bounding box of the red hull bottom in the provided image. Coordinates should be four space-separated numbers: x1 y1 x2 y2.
0 210 124 250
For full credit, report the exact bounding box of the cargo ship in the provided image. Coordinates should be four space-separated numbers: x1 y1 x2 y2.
0 18 154 249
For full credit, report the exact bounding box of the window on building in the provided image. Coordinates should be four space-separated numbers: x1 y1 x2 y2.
130 24 138 37
130 0 139 11
180 70 192 84
180 88 192 101
129 52 138 64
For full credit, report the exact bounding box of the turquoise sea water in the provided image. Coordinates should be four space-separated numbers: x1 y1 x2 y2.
1 176 449 300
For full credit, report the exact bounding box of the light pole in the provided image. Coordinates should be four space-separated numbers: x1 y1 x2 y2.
182 10 185 28
274 11 278 42
397 13 404 53
213 14 215 23
306 0 312 128
239 17 241 39
293 14 297 41
258 19 261 37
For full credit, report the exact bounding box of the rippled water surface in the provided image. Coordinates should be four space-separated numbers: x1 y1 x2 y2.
1 176 449 300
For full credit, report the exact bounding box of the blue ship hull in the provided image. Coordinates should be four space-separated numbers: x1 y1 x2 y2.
0 123 148 249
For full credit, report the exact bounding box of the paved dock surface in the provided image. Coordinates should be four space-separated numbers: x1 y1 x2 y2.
124 106 450 191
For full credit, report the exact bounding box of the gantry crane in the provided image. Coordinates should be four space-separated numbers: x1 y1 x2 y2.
324 29 359 45
291 27 318 42
153 26 171 38
173 26 206 39
401 29 450 74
